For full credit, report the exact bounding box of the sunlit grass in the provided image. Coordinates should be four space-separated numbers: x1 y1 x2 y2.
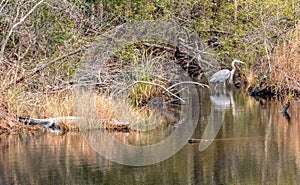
269 22 300 96
6 88 173 132
7 90 73 119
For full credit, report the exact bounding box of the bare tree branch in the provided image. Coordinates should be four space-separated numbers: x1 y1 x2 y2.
0 0 44 62
113 80 209 103
113 80 185 102
4 46 87 90
167 81 209 90
0 0 8 13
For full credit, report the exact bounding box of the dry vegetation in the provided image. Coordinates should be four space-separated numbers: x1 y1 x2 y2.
5 91 117 132
0 94 41 135
9 91 74 119
253 21 300 100
270 22 300 96
0 0 299 134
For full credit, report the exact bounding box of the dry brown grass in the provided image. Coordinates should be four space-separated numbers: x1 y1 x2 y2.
6 90 118 131
9 91 102 119
94 94 115 119
8 90 74 119
0 93 41 135
269 22 300 96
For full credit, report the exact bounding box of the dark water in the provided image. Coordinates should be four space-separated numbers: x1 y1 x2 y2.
1 89 300 185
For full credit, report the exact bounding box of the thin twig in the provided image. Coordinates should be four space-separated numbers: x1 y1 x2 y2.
0 0 8 13
5 47 87 90
0 0 45 60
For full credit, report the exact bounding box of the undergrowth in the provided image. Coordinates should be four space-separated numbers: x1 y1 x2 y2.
260 22 300 98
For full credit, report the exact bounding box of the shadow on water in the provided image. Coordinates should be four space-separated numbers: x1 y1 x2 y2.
1 88 300 184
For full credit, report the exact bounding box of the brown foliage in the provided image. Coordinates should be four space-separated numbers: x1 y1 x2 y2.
270 22 300 96
0 94 39 135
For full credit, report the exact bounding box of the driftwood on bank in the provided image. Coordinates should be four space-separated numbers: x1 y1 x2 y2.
18 116 130 133
18 116 78 133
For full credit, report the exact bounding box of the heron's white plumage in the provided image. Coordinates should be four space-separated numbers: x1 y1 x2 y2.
209 59 244 85
209 69 231 83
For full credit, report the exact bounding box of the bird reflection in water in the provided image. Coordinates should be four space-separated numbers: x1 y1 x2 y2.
209 86 237 115
198 86 237 151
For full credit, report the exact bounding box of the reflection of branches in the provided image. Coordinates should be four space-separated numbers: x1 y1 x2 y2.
281 112 291 123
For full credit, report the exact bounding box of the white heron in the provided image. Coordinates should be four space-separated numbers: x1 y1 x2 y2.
209 59 244 86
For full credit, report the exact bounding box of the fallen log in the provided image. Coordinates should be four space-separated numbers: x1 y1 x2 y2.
188 139 209 143
18 116 130 133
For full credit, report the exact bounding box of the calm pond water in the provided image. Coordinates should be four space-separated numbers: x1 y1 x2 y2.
1 88 300 185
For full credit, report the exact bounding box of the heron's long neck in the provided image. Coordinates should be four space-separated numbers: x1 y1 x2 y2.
229 64 236 84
